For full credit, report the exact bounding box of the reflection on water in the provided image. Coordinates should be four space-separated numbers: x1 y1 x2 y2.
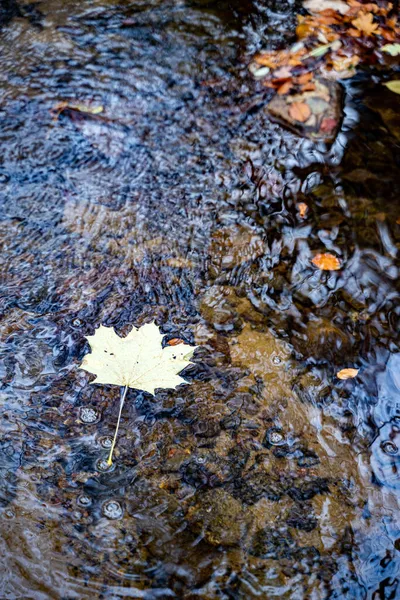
0 0 399 598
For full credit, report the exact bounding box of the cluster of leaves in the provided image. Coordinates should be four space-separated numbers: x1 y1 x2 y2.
250 0 399 97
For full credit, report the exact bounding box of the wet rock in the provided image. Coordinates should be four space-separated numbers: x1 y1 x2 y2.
286 502 317 532
209 224 265 273
232 470 284 504
295 316 352 362
199 286 241 332
248 527 296 559
229 323 294 383
179 454 226 489
186 489 247 546
267 78 342 143
0 436 20 507
287 477 330 502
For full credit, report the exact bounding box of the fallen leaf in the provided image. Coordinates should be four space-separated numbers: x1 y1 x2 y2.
311 252 341 270
384 80 400 94
289 101 312 122
308 43 332 57
351 12 379 35
381 43 400 56
167 338 185 346
320 116 338 133
80 322 196 394
297 202 308 218
79 323 197 465
53 101 104 118
296 72 314 84
303 0 350 14
337 368 359 380
277 81 293 95
248 63 271 78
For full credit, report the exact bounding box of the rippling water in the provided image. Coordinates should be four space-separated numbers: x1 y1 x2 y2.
0 1 399 598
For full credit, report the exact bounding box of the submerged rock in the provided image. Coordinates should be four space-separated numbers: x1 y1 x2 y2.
267 78 342 143
186 489 247 546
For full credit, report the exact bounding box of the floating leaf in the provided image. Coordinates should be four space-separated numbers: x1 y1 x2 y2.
351 12 379 35
53 101 104 117
303 0 350 14
297 202 308 218
384 80 400 94
308 43 332 58
288 101 312 122
80 323 196 393
382 43 400 56
80 323 197 463
311 252 341 270
337 368 359 380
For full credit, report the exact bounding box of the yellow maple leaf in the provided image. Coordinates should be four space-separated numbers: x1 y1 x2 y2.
80 322 196 394
352 12 379 35
80 322 197 464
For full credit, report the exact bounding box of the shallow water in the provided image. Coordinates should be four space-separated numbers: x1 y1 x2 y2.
0 1 399 598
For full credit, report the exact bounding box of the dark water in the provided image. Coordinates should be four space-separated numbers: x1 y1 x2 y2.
0 1 399 598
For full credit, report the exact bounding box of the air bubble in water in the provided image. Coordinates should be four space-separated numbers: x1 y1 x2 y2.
265 427 286 446
96 458 115 472
381 441 398 456
98 436 113 449
77 494 92 508
79 407 101 424
102 500 123 520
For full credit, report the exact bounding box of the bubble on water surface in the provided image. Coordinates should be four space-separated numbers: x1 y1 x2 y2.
98 436 113 449
381 441 398 456
77 494 92 508
96 458 115 472
371 421 400 488
79 407 101 424
264 427 286 446
102 500 123 520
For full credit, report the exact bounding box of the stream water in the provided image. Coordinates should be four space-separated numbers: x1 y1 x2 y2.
0 1 399 598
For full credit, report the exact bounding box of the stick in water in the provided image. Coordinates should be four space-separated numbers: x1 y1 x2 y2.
107 385 128 466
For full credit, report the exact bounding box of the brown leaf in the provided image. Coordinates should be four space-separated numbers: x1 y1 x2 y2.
351 12 379 35
337 368 359 380
288 101 312 122
320 117 338 133
311 252 341 270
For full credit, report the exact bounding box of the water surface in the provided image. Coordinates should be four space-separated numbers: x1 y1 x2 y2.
0 1 399 598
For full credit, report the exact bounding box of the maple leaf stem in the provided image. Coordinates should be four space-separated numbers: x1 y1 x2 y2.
107 385 128 466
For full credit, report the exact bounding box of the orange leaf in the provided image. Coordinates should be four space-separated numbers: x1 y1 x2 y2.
167 338 185 346
337 368 359 380
288 102 311 122
297 202 308 218
352 12 379 35
277 81 293 95
296 72 314 85
311 252 341 270
301 82 317 91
